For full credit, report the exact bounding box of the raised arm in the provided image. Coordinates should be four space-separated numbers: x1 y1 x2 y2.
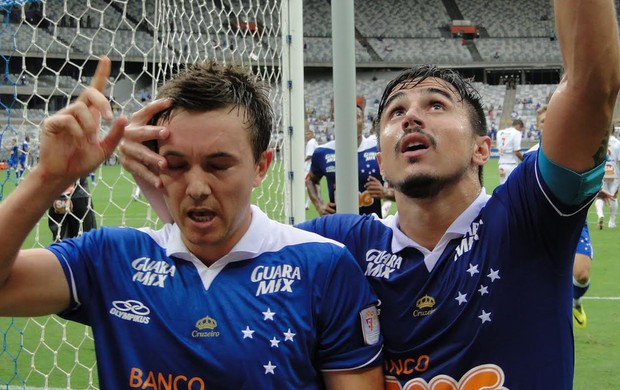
543 0 620 172
0 56 126 317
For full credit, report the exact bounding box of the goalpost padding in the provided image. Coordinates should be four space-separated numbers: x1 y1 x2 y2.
0 0 300 388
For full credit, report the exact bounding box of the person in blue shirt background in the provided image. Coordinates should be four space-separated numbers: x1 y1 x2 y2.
306 105 393 216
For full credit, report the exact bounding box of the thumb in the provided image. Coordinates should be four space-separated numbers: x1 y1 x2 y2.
101 116 127 159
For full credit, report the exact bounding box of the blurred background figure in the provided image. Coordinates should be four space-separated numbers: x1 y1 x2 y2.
594 126 620 229
48 176 97 242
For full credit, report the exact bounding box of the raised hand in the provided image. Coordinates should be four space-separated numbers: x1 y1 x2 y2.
39 56 126 184
118 98 174 223
118 98 173 189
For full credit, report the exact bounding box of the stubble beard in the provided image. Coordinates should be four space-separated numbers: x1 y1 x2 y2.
387 162 470 199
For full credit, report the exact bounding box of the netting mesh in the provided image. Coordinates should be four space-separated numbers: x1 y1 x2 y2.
0 0 289 388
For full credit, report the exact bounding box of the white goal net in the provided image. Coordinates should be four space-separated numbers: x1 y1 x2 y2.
0 0 299 388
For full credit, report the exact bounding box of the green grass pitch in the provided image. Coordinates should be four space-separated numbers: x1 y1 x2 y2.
0 159 619 389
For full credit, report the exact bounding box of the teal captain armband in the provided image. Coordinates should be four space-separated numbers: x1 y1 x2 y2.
538 146 604 205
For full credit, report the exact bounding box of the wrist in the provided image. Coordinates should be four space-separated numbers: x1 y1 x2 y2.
29 165 77 196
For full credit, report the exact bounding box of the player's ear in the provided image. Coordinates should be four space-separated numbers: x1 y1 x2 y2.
376 151 384 176
473 135 491 166
253 149 273 188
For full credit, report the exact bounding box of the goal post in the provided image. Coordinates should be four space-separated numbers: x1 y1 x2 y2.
0 0 304 388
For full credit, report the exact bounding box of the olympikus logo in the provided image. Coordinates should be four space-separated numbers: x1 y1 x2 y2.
110 299 150 324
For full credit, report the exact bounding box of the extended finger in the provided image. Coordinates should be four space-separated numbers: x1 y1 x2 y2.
76 86 114 122
70 101 103 145
130 98 173 125
77 57 113 122
119 143 163 188
90 56 111 92
118 135 165 171
124 123 170 144
120 155 162 189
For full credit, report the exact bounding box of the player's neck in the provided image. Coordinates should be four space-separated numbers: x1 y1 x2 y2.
395 182 482 251
183 208 253 267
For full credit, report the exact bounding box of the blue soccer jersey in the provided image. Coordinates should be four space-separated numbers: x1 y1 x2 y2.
526 145 594 259
19 140 28 166
310 137 383 215
7 144 18 168
298 154 596 389
49 206 382 389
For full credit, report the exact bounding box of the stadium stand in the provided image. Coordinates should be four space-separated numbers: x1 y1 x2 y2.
4 0 619 154
354 0 450 38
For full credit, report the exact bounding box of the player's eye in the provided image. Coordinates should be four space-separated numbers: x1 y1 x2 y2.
163 156 187 171
387 106 405 118
430 101 444 110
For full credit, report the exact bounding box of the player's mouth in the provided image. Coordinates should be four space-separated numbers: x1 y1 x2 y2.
398 132 432 157
188 209 216 223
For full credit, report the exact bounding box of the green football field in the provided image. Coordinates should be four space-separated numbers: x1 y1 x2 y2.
0 159 619 389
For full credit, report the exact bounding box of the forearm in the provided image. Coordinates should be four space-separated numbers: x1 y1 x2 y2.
306 178 324 209
556 0 620 91
544 0 620 171
0 167 71 286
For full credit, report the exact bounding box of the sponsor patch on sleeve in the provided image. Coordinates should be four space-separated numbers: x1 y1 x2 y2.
359 305 380 345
